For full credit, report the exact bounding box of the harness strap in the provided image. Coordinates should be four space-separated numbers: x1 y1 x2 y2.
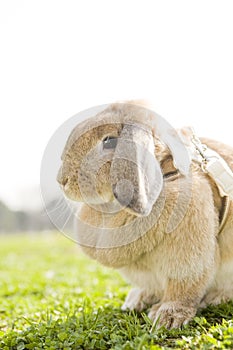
219 195 230 234
190 131 233 233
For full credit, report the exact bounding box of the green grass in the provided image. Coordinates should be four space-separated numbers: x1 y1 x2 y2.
0 233 233 349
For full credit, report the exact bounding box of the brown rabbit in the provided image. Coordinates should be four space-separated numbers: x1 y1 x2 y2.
57 101 233 329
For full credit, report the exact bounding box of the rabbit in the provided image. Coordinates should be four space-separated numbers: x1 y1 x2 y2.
57 101 233 329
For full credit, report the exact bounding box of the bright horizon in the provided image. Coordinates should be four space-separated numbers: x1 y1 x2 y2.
1 0 233 211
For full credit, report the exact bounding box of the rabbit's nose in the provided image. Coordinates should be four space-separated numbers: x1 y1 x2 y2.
57 167 68 186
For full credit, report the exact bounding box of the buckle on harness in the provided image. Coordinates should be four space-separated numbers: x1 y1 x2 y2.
190 131 233 201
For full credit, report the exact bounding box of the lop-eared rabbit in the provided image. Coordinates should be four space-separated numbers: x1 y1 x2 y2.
57 102 233 329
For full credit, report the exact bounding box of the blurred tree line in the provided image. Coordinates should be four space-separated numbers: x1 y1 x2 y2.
0 200 54 232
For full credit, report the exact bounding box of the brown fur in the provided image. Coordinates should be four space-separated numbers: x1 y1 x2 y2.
57 102 233 328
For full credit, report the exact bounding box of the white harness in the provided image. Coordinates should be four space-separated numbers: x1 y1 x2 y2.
190 131 233 233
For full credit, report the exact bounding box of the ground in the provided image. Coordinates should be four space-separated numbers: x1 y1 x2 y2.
0 232 233 349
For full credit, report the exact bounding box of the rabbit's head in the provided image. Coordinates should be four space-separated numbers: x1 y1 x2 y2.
57 102 190 216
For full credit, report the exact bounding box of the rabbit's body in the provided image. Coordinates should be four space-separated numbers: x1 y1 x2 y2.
58 102 233 328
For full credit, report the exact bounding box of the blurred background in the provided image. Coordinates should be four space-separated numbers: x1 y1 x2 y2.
0 0 233 232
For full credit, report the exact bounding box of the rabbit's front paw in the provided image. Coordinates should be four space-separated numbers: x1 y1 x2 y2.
200 290 233 308
148 301 196 329
122 288 159 312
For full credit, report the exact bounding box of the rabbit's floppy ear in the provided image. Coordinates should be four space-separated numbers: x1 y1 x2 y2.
152 117 191 175
110 123 163 216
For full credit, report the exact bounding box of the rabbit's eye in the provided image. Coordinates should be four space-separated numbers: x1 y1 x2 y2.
102 136 118 149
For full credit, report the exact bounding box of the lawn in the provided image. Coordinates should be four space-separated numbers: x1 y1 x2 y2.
0 233 233 349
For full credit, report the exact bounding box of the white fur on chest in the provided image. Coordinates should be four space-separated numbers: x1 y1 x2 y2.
118 250 167 294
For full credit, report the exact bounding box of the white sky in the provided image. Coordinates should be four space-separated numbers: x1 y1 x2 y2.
0 0 233 211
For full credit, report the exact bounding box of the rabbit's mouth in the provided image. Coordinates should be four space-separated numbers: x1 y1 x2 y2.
60 177 116 205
